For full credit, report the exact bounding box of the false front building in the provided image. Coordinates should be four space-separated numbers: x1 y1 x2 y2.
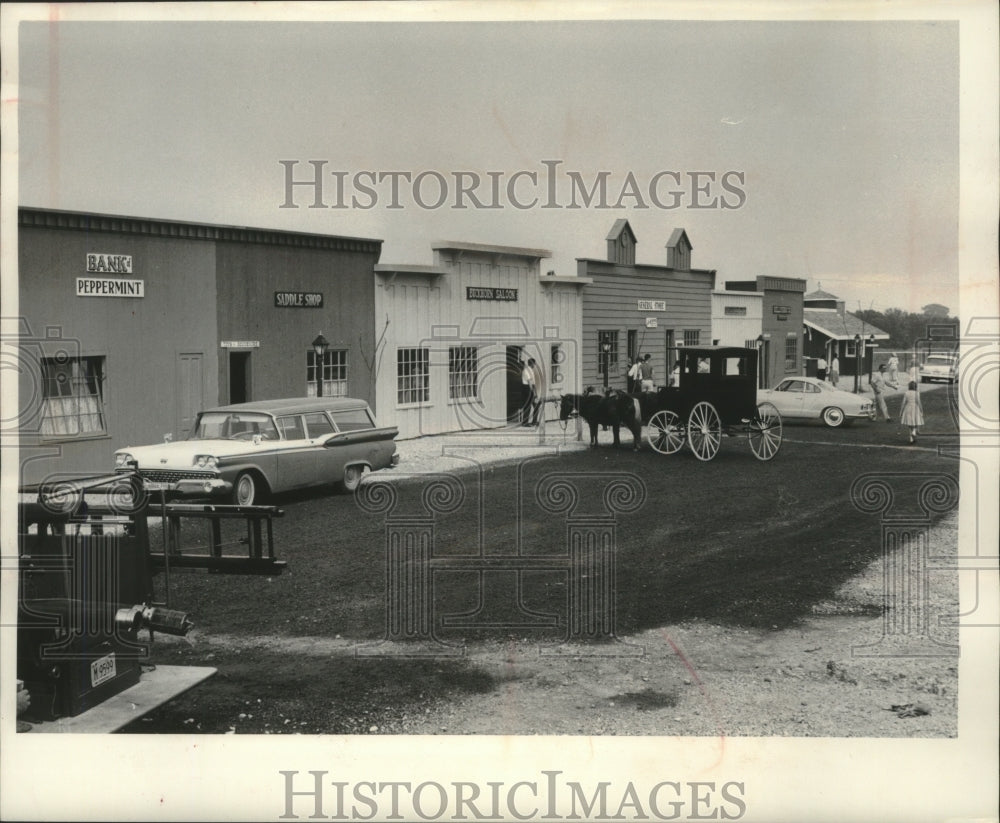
373 241 589 440
576 221 716 393
16 207 383 486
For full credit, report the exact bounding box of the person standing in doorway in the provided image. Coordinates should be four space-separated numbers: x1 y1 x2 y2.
627 357 640 394
816 355 828 382
870 363 891 422
898 380 924 444
886 352 900 389
829 353 840 387
521 358 537 426
639 353 655 392
530 357 547 426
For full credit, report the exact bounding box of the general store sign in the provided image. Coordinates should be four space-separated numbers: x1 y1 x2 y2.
466 287 518 301
220 340 260 348
86 253 133 274
275 291 324 308
76 278 144 298
637 299 666 312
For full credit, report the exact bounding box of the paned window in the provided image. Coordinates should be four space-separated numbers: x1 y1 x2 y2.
307 349 348 397
40 356 107 437
448 346 478 400
397 347 430 404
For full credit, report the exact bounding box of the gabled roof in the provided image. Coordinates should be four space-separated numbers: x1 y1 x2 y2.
666 228 692 250
606 219 637 243
804 288 840 301
803 310 890 340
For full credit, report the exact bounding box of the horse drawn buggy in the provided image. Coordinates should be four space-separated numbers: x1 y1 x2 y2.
642 346 782 461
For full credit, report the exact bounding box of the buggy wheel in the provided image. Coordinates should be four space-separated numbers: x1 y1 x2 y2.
647 410 685 454
749 402 782 461
687 401 721 461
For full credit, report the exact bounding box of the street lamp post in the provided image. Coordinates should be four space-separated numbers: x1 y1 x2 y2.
867 333 875 383
601 341 611 391
311 332 329 397
854 334 862 393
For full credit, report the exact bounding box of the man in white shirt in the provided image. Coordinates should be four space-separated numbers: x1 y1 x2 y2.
521 358 537 426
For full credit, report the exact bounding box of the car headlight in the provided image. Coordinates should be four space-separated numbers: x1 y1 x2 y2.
115 452 135 468
194 454 219 470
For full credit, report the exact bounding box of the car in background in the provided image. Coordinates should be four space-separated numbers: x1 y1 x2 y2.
919 354 959 384
758 377 875 428
114 397 398 505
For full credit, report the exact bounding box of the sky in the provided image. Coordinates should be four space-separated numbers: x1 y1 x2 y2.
14 14 963 314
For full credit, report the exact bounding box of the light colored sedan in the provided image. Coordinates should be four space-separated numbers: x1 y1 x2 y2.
919 354 959 384
114 397 398 505
758 377 875 427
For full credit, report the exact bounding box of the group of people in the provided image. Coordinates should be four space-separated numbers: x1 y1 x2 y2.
818 350 922 442
626 353 656 392
869 360 924 443
815 354 841 386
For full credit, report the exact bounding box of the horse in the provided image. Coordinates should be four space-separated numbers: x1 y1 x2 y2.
559 387 642 450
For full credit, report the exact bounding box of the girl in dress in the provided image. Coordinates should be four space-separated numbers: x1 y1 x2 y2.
899 381 924 444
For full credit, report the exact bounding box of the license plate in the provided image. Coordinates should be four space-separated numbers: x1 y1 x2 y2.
144 481 172 492
90 653 117 687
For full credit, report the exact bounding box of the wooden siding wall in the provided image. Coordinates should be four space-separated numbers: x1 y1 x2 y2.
578 261 714 393
17 226 219 484
214 242 379 408
375 255 584 440
711 292 763 348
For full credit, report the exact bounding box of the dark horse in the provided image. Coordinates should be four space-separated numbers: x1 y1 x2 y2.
559 388 642 450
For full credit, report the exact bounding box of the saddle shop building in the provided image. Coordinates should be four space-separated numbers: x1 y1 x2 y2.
373 241 589 440
15 207 383 486
576 221 716 393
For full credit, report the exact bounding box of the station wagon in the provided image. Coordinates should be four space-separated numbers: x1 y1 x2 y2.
114 397 398 505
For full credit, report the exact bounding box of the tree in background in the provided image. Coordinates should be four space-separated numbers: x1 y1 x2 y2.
855 306 959 350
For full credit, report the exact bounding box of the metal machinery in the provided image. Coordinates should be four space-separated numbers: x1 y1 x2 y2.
16 471 286 732
644 346 783 461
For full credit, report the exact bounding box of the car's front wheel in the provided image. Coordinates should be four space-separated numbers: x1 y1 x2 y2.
232 471 258 506
822 406 846 428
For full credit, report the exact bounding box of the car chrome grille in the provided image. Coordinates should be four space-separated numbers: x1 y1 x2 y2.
117 469 216 483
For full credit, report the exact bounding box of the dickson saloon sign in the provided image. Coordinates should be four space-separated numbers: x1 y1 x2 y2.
466 286 518 302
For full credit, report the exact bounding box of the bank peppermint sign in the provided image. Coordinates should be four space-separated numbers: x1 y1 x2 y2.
76 277 144 298
79 253 143 298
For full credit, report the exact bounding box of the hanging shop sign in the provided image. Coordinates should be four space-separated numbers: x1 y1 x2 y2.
466 287 518 301
274 291 324 308
76 278 144 298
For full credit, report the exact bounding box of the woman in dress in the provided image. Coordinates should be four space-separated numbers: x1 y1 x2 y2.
899 381 924 444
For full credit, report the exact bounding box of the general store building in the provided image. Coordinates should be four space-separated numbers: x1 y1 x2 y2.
373 241 589 440
575 221 716 393
16 207 383 486
711 276 807 388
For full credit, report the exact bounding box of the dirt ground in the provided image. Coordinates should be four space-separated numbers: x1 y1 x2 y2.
133 511 958 738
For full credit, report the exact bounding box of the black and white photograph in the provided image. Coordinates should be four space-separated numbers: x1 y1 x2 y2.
1 2 997 821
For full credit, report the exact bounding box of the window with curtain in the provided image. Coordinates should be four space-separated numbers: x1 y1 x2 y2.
40 356 107 437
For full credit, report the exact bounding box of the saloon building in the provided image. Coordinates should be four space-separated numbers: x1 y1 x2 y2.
576 221 716 393
16 207 383 486
373 241 588 440
711 276 807 388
